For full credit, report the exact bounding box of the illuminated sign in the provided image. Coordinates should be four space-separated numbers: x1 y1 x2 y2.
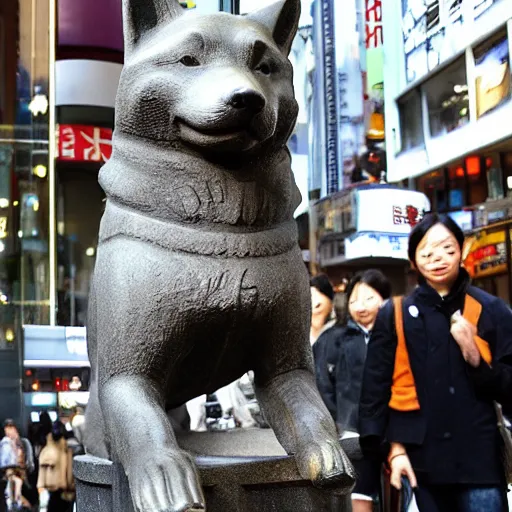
57 124 112 163
464 229 507 278
0 217 7 238
356 187 430 234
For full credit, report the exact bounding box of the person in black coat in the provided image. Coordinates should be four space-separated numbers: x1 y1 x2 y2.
359 213 512 512
313 270 391 512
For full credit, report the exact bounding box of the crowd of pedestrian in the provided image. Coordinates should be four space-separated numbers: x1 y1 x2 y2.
312 212 512 512
0 410 85 512
2 212 512 512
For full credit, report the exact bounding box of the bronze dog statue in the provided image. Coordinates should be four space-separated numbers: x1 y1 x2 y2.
84 0 354 510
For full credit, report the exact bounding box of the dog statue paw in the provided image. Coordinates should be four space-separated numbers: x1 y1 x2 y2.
128 449 205 512
296 439 356 492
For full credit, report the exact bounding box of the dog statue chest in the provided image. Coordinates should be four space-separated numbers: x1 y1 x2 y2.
99 141 298 229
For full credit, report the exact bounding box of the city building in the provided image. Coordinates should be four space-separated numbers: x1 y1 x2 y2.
382 0 512 303
306 0 426 290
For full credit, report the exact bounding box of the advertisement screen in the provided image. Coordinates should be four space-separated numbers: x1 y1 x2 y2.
24 392 58 408
475 37 510 118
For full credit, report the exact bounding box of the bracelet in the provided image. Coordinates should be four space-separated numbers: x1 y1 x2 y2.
387 453 407 465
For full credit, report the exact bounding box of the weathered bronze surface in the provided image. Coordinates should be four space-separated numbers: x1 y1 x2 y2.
83 1 354 510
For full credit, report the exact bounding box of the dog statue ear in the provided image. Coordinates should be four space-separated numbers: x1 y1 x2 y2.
123 0 184 55
247 0 300 55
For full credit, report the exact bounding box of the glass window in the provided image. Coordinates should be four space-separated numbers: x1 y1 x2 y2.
398 90 424 151
485 154 504 201
502 151 512 197
56 168 104 326
0 0 51 350
402 2 428 83
447 164 466 209
474 34 511 118
416 169 446 211
422 57 469 138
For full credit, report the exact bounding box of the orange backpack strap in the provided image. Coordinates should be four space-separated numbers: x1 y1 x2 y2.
462 294 492 365
389 296 421 412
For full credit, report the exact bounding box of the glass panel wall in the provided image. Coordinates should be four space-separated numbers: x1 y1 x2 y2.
398 89 424 151
56 167 104 326
0 0 51 346
422 57 469 137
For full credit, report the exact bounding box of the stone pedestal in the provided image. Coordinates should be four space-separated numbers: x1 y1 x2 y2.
74 453 351 512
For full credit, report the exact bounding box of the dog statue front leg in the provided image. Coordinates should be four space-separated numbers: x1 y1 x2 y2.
255 368 355 492
100 375 205 512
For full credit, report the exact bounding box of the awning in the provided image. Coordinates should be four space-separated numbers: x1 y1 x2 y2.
23 325 89 368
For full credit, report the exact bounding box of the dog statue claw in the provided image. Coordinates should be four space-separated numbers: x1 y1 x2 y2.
84 0 355 510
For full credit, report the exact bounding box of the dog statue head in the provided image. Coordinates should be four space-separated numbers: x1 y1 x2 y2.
116 0 300 156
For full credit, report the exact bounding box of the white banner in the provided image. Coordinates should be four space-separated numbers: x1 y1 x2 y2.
355 187 431 234
345 233 409 260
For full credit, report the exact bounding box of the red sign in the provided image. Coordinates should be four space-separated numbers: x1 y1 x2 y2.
472 244 498 262
366 0 383 49
393 205 424 227
57 124 113 163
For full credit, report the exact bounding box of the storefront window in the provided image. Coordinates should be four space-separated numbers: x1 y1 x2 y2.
466 227 510 304
474 33 511 118
398 89 424 151
447 164 466 209
0 0 51 351
416 169 446 211
485 154 504 201
502 151 512 197
423 57 469 138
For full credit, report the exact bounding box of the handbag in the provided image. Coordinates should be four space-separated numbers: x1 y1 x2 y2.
494 402 512 483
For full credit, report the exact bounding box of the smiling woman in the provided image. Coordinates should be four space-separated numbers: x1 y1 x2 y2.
360 212 512 512
408 213 465 296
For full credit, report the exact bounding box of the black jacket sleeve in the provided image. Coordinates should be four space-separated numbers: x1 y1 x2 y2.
467 298 512 416
359 300 397 451
312 332 338 420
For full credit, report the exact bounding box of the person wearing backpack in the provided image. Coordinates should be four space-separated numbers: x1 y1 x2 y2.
359 213 512 512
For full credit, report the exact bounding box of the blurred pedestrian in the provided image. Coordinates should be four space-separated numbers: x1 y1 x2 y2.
0 419 35 511
70 408 85 447
310 274 336 346
310 274 337 418
314 270 391 512
360 213 512 512
33 412 53 458
38 422 75 512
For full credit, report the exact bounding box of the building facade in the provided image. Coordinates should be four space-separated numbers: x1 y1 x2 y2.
306 0 421 289
383 0 512 303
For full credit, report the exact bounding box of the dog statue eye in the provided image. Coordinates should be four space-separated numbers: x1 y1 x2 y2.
179 55 200 67
256 63 272 75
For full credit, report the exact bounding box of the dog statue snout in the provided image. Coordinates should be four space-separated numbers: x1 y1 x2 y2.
228 89 265 113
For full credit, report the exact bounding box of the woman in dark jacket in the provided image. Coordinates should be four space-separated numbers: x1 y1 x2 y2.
314 269 391 512
359 213 512 512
